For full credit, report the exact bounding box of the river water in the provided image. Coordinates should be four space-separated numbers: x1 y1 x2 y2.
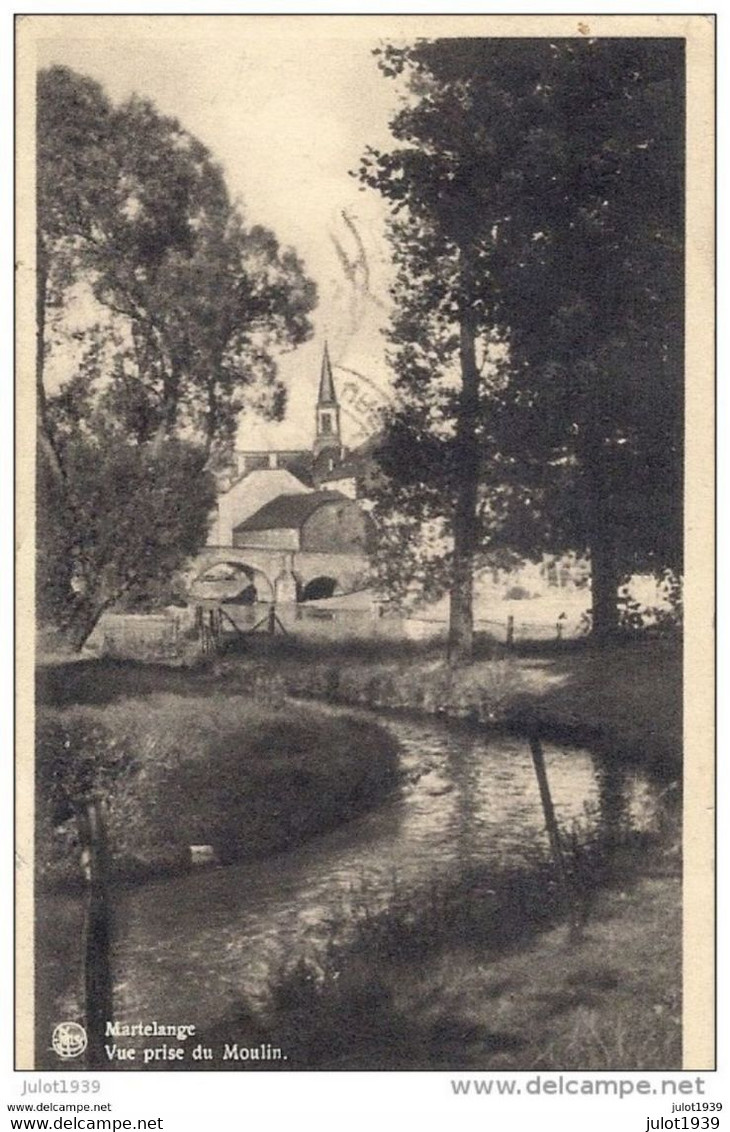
36 708 666 1058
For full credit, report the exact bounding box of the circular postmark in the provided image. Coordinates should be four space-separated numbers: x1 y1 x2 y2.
52 1021 88 1060
335 365 395 442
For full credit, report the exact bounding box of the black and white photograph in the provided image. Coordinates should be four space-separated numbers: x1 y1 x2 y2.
15 13 714 1081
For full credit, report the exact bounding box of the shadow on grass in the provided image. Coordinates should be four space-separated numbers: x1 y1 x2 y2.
36 638 448 707
37 627 680 699
36 657 221 707
177 828 661 1071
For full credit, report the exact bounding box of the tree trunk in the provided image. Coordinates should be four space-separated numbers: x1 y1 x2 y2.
161 357 182 437
66 594 115 653
582 369 620 644
448 292 480 664
36 238 67 485
448 547 475 663
65 570 139 652
201 366 221 466
67 607 105 653
589 534 620 641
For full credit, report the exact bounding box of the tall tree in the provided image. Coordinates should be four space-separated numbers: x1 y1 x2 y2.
360 41 559 659
491 39 684 638
38 66 317 463
36 66 317 648
362 38 683 648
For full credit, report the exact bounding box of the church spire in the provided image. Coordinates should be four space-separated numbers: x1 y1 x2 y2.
317 341 337 406
313 342 342 461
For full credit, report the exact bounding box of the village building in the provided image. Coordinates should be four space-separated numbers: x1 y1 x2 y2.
232 491 369 557
205 343 359 546
191 345 373 615
88 344 641 658
187 343 617 644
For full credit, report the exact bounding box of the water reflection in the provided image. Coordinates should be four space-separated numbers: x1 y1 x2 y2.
592 755 631 847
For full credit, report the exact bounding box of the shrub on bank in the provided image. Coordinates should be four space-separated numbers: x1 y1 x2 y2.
266 636 681 774
36 694 400 887
281 655 529 724
191 823 669 1071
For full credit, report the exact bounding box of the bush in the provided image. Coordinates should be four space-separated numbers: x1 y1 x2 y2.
504 585 533 601
35 694 400 886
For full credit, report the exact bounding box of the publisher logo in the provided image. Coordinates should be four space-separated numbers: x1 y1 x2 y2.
52 1022 88 1059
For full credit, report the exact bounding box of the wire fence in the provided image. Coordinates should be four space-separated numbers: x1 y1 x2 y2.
87 603 585 661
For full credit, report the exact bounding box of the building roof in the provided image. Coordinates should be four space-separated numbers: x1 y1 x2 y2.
226 454 314 490
317 343 337 406
319 431 384 485
221 467 311 499
234 490 349 533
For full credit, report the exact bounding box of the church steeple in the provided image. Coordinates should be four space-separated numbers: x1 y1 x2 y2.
317 341 337 406
313 342 342 459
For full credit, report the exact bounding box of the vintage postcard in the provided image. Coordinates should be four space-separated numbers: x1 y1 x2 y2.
15 13 714 1080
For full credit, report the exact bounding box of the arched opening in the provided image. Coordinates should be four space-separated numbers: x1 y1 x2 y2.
191 561 274 604
300 576 339 602
223 581 257 605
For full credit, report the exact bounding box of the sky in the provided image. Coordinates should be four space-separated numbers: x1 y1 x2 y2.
35 16 404 450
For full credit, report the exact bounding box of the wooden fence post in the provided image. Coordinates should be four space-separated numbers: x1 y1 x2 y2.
528 733 578 934
76 794 113 1069
506 615 515 648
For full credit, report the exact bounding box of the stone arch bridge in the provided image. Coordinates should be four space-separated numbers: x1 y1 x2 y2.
187 546 369 605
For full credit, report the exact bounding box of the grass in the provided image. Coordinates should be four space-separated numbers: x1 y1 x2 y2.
447 875 682 1071
36 689 400 887
211 633 682 777
186 830 680 1071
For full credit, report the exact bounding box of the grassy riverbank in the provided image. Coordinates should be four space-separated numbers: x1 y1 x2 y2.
35 634 680 884
189 845 680 1071
219 634 681 776
39 632 680 774
36 680 400 887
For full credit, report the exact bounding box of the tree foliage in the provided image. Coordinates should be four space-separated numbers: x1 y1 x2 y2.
36 66 317 648
38 65 317 460
360 41 558 656
489 39 684 635
37 426 216 650
361 38 684 647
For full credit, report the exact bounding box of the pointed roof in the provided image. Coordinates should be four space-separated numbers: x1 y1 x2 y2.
317 343 338 406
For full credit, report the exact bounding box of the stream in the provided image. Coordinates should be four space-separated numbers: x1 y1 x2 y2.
35 707 667 1063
